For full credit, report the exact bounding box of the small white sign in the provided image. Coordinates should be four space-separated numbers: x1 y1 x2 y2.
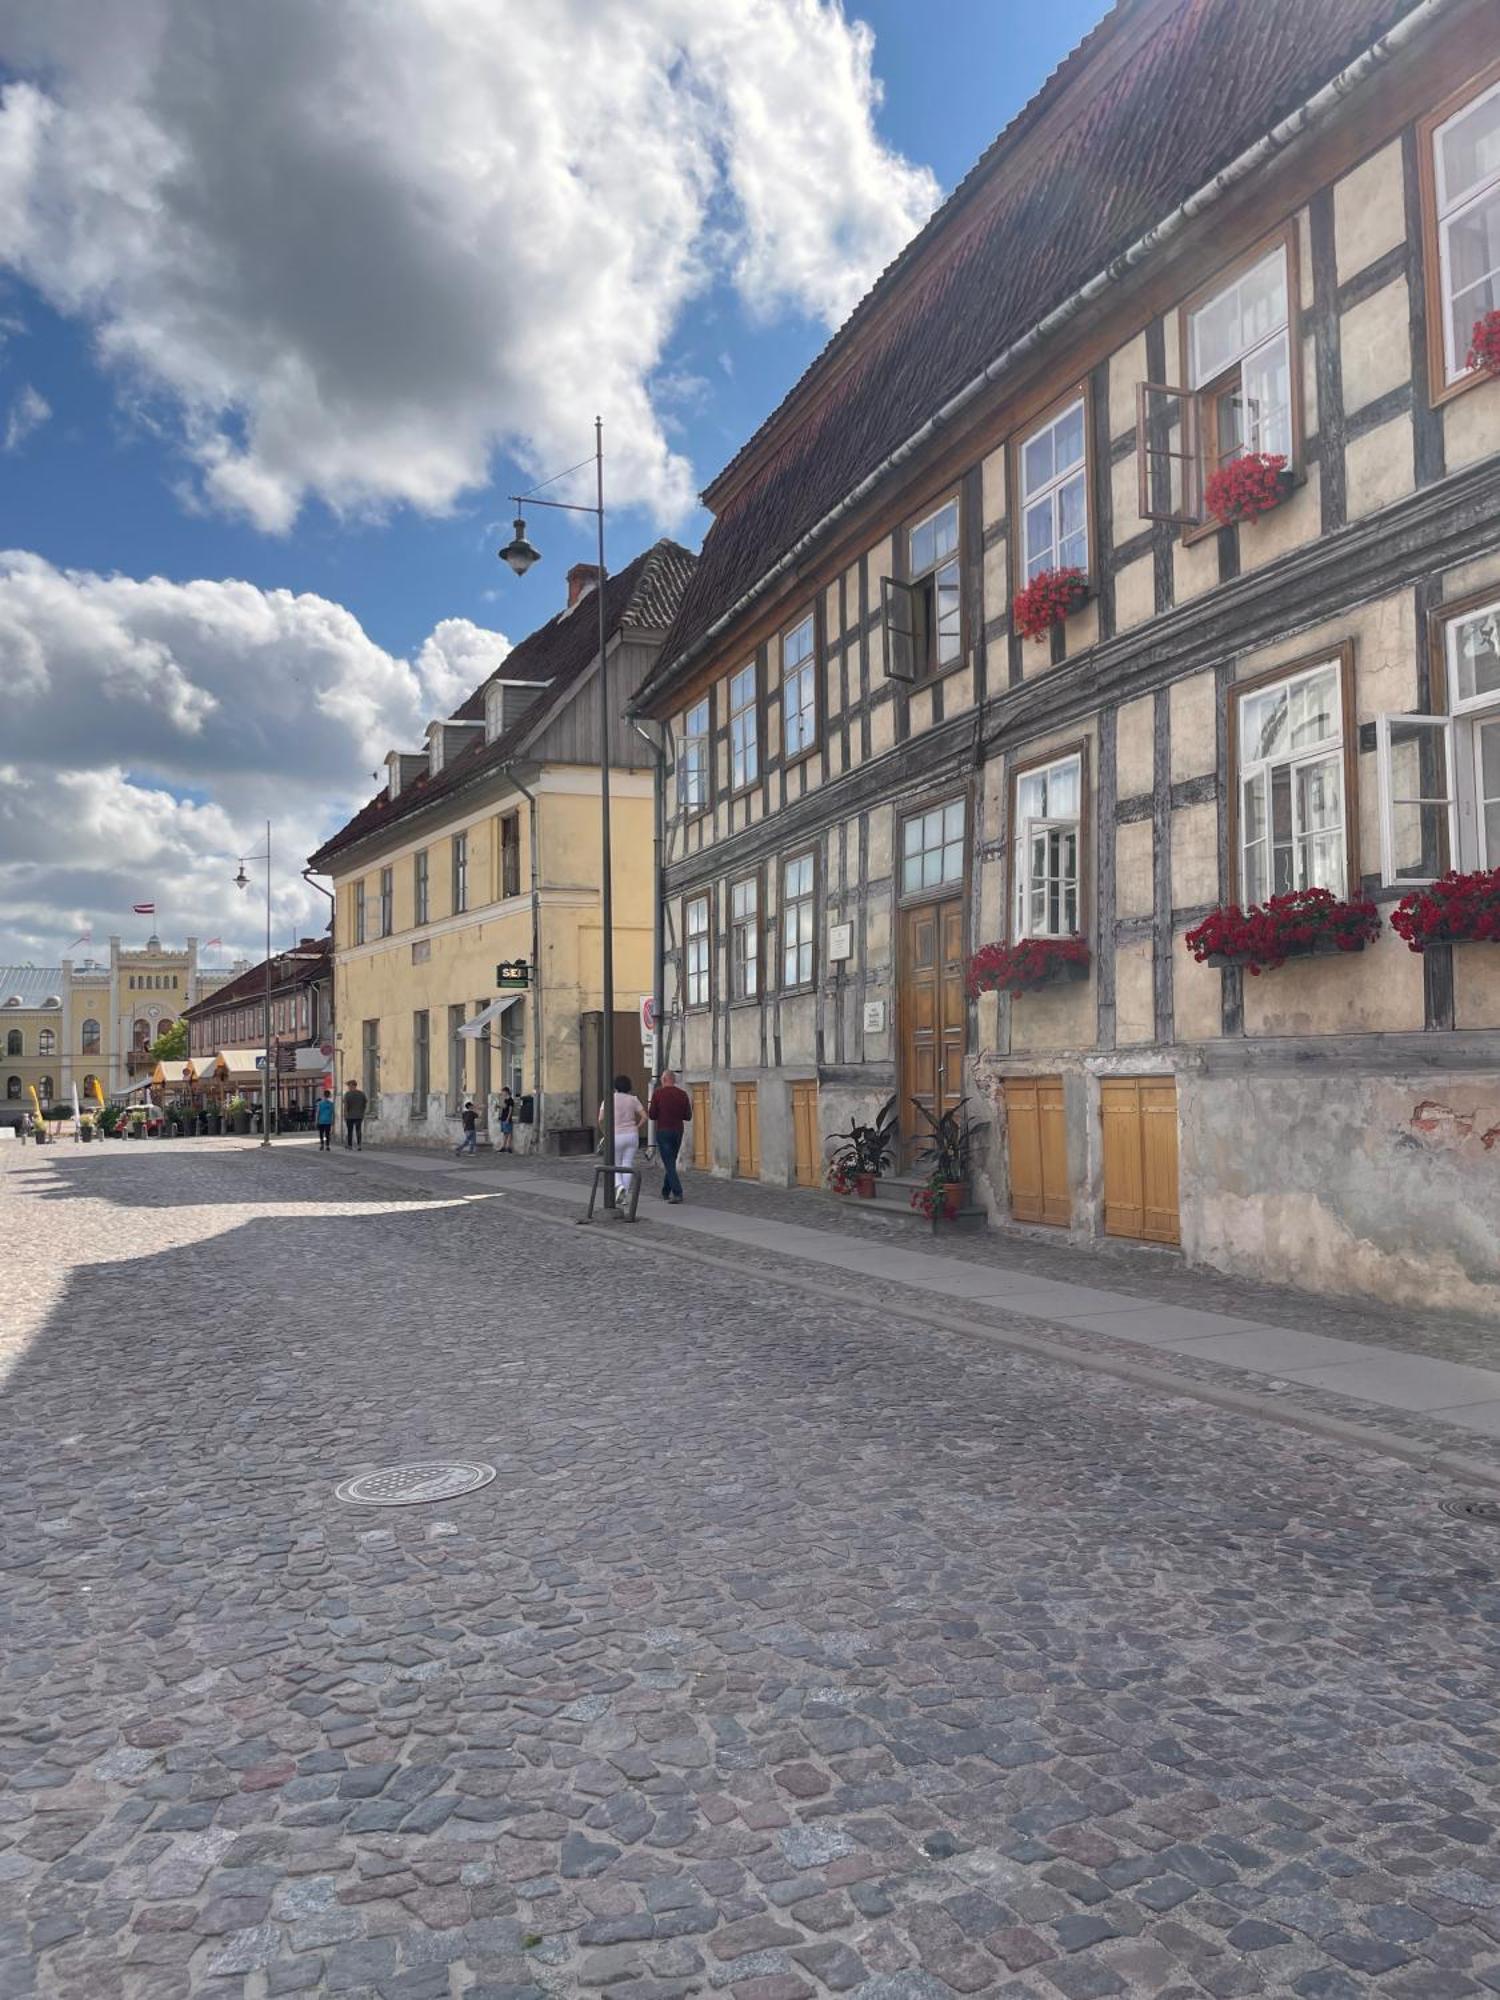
863 1000 886 1034
828 921 854 961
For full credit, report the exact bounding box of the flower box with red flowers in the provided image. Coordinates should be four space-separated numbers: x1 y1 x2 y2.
1203 451 1291 526
1012 566 1088 642
1391 867 1500 950
1185 887 1381 975
1467 311 1500 378
966 936 1090 997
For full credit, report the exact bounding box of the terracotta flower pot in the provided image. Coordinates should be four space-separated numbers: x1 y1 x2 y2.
854 1172 877 1198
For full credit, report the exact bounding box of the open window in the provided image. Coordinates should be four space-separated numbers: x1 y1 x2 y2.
1019 395 1089 582
882 496 961 681
1012 755 1082 938
1420 67 1500 396
1232 656 1349 903
1377 593 1500 881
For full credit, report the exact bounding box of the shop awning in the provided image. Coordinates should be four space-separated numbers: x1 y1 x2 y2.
458 992 524 1039
212 1049 268 1078
152 1057 200 1085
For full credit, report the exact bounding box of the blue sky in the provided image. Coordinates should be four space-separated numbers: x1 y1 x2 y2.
0 0 1110 962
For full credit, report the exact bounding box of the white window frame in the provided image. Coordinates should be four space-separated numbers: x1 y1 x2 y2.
1379 595 1500 881
354 881 366 946
782 853 815 989
1020 397 1088 584
908 498 962 674
730 876 759 1001
1433 76 1500 386
1235 659 1347 905
414 848 429 927
782 615 817 761
1377 713 1457 885
452 831 468 915
685 895 710 1009
1012 757 1081 939
379 866 393 938
901 798 966 900
682 696 710 812
1187 245 1293 468
729 664 759 791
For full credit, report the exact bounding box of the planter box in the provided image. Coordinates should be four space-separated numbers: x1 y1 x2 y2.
1202 932 1370 970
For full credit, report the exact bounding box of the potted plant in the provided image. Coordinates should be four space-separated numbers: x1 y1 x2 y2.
1467 310 1500 378
1204 451 1291 525
225 1094 251 1136
31 1116 48 1146
825 1156 854 1197
126 1106 146 1139
907 1099 977 1223
206 1104 223 1136
967 936 1090 996
828 1096 899 1197
1185 887 1381 975
1391 867 1500 950
1012 565 1088 642
79 1113 95 1143
97 1102 123 1139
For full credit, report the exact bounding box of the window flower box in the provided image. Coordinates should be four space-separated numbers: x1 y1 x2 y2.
1185 887 1381 975
1012 566 1088 642
1391 867 1500 950
1203 451 1290 525
966 936 1090 997
1467 311 1500 378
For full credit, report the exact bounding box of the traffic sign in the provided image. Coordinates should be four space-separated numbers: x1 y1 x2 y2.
640 994 656 1033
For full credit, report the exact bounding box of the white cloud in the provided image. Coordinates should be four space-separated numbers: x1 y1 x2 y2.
0 0 937 534
0 551 509 963
3 381 49 451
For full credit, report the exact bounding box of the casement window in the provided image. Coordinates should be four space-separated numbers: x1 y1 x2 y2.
782 853 815 988
1013 757 1081 938
413 848 429 927
354 880 367 946
412 1009 430 1114
901 798 966 898
1377 594 1500 882
81 1018 100 1054
500 811 521 899
681 696 710 811
782 615 817 761
883 497 961 682
1426 74 1500 389
685 895 711 1008
378 866 393 938
452 830 468 914
730 876 760 1000
729 664 759 790
1233 657 1348 905
38 1027 54 1057
1138 239 1297 526
1020 398 1088 583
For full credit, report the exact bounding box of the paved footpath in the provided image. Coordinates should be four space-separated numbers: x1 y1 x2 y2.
6 1141 1500 2000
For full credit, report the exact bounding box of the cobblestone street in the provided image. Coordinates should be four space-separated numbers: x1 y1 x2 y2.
7 1141 1500 2000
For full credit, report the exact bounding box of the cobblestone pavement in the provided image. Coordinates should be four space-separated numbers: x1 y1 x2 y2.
6 1143 1500 2000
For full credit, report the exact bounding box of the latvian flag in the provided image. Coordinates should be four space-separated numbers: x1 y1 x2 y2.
132 902 156 916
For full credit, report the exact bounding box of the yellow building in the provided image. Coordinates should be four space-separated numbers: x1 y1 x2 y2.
309 543 694 1149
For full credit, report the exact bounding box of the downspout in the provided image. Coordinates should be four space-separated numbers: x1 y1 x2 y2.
631 717 668 1145
631 0 1460 713
501 765 544 1141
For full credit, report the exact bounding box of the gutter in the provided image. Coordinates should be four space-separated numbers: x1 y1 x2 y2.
632 0 1458 715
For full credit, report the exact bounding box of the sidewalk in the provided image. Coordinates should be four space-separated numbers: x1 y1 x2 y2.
294 1138 1500 1481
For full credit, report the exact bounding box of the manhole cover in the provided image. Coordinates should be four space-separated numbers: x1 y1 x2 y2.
1439 1497 1500 1524
335 1462 496 1507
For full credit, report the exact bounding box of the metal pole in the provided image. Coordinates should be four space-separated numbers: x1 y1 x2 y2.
262 819 273 1147
596 417 616 1209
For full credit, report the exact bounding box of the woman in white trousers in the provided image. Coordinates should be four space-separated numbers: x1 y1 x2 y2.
600 1073 647 1199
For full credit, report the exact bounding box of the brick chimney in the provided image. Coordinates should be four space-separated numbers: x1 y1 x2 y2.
567 562 601 608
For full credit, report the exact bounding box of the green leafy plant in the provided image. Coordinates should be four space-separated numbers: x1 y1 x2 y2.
908 1097 976 1186
148 1018 188 1062
828 1095 899 1184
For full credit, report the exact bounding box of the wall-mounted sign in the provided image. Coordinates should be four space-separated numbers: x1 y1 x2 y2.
863 1000 886 1034
828 921 854 961
496 960 531 989
640 994 656 1033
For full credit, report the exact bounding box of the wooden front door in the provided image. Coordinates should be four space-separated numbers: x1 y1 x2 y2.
734 1083 760 1179
1003 1075 1070 1225
900 899 966 1161
689 1083 711 1170
790 1081 819 1187
1100 1078 1180 1244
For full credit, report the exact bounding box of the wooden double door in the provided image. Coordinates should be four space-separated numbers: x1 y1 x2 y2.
899 898 966 1163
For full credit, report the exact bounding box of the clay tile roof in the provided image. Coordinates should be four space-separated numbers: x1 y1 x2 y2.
640 0 1422 709
308 539 695 871
180 938 331 1020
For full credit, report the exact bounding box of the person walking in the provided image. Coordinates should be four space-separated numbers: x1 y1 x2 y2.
342 1078 367 1150
647 1069 692 1204
497 1088 515 1153
598 1072 646 1201
314 1088 336 1151
454 1099 479 1155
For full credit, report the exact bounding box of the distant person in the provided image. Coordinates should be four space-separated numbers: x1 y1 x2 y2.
599 1072 646 1199
314 1088 336 1151
343 1079 367 1150
454 1098 479 1156
498 1088 515 1153
648 1070 692 1204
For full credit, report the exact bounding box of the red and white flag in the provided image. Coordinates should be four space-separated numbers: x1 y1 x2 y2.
132 902 156 915
203 936 222 950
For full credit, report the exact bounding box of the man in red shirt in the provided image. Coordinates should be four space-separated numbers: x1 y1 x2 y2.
647 1069 693 1204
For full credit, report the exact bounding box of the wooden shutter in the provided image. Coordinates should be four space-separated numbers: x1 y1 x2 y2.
734 1083 760 1179
1139 1080 1180 1245
790 1082 819 1187
1135 383 1201 524
1005 1076 1069 1226
881 576 919 682
1101 1080 1146 1239
690 1083 711 1169
1037 1076 1071 1225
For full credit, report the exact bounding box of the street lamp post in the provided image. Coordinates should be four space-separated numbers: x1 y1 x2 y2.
499 419 618 1209
235 819 273 1148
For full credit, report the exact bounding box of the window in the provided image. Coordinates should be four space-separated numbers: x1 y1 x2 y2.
501 812 521 900
4 1028 20 1057
38 1027 55 1057
362 1018 381 1114
1020 398 1088 583
681 696 710 811
378 866 393 937
414 848 429 927
354 880 366 946
1378 594 1500 881
448 1002 467 1114
39 1076 53 1104
5 1077 17 1098
82 1019 100 1054
730 877 759 1000
1233 657 1347 904
82 1074 97 1098
729 664 758 790
883 498 962 681
452 832 468 914
782 615 817 760
412 1009 430 1114
685 896 711 1008
1426 73 1500 389
782 853 815 988
901 798 966 898
1013 758 1081 938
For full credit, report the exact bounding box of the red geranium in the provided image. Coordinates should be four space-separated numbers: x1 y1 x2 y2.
1012 566 1088 642
1185 887 1380 975
966 936 1090 997
1391 868 1500 950
1204 451 1289 525
1466 311 1500 377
